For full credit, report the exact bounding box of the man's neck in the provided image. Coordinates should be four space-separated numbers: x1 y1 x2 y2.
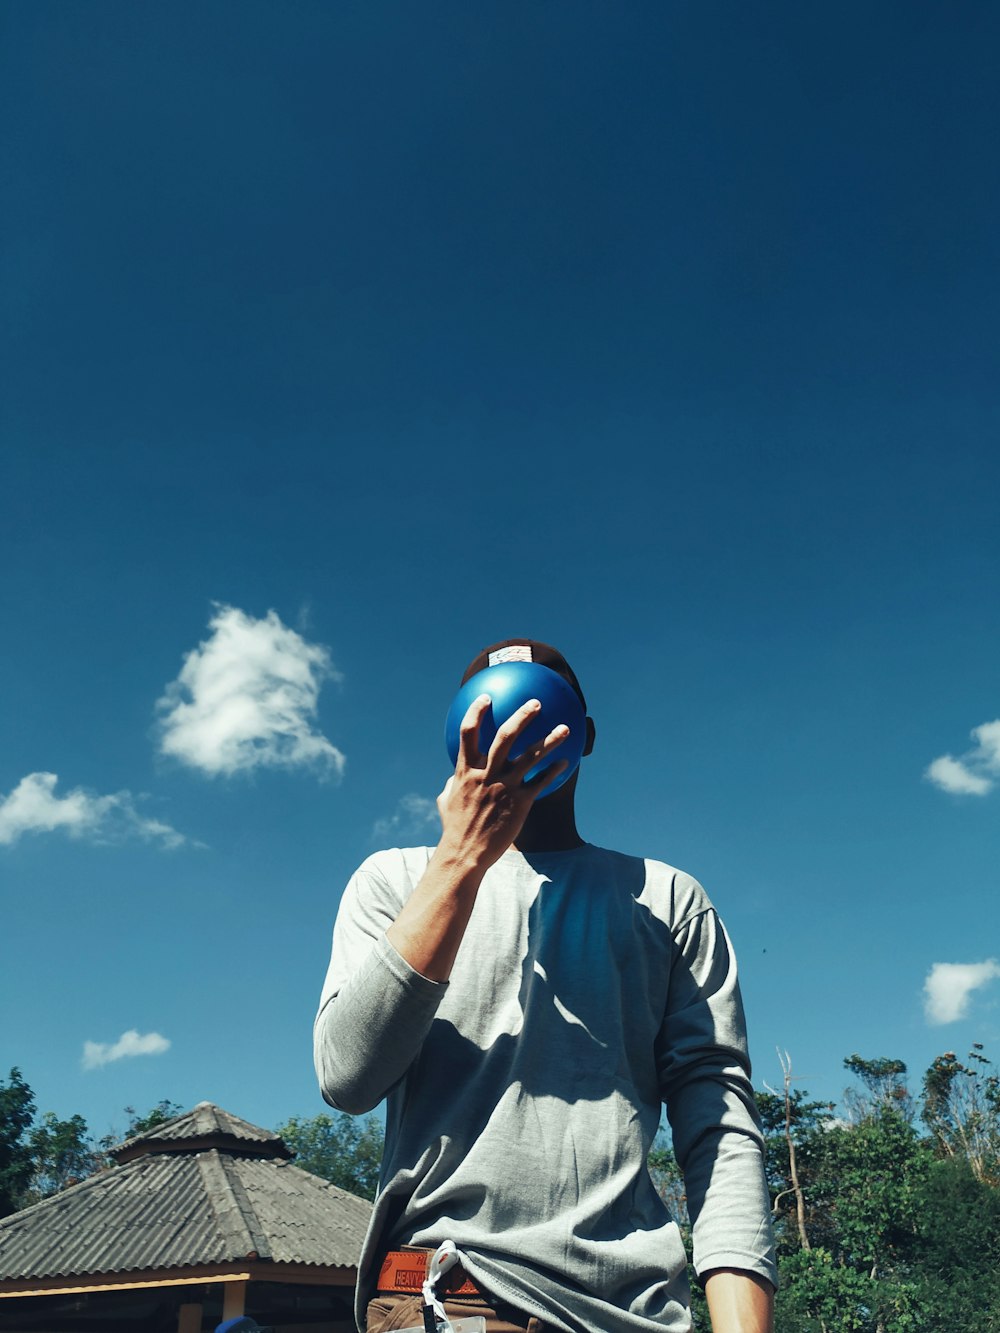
513 792 584 853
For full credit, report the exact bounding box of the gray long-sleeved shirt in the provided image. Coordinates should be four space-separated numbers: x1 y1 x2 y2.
314 844 776 1333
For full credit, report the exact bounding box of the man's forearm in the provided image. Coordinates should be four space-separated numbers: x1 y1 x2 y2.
703 1269 774 1333
385 842 486 981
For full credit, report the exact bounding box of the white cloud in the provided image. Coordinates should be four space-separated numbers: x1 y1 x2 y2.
923 960 1000 1025
157 605 344 778
925 756 992 796
0 772 186 849
373 793 439 843
925 719 1000 797
82 1029 171 1071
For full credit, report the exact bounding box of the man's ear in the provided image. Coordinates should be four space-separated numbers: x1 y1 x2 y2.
583 716 596 757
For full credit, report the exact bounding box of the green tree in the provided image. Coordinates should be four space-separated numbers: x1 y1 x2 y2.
777 1247 884 1333
0 1068 36 1218
764 1055 938 1333
124 1099 185 1137
922 1044 1000 1185
277 1111 384 1200
24 1112 97 1203
803 1109 931 1282
755 1052 834 1255
910 1155 1000 1331
1 1072 104 1212
842 1055 914 1125
3 1074 188 1216
95 1100 186 1164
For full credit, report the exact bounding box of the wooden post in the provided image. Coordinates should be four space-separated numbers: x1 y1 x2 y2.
222 1279 248 1322
177 1303 202 1333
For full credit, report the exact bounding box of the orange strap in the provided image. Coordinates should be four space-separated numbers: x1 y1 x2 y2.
376 1249 481 1297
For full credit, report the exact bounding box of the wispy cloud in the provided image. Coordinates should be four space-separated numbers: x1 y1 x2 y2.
157 604 344 778
373 793 439 843
82 1029 171 1071
925 719 1000 796
923 960 1000 1025
0 772 185 849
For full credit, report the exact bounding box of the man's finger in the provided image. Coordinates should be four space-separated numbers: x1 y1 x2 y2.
510 723 570 780
457 694 491 768
436 776 455 824
486 698 542 773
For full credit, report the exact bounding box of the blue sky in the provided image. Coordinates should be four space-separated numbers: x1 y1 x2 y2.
2 2 998 1145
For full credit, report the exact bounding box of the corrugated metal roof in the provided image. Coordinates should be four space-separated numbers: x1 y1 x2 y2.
0 1105 371 1283
236 1157 371 1267
113 1101 289 1162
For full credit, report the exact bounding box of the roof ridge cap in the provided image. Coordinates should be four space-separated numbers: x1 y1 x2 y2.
197 1149 260 1259
217 1153 272 1261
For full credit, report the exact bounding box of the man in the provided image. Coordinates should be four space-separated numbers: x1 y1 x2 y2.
315 640 775 1333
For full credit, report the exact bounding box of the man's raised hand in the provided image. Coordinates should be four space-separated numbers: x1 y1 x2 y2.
436 693 569 872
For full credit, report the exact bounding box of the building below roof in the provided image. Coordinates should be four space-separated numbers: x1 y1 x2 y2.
0 1102 372 1333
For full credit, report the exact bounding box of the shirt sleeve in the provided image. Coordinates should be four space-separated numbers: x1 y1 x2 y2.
313 854 449 1115
656 906 777 1289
